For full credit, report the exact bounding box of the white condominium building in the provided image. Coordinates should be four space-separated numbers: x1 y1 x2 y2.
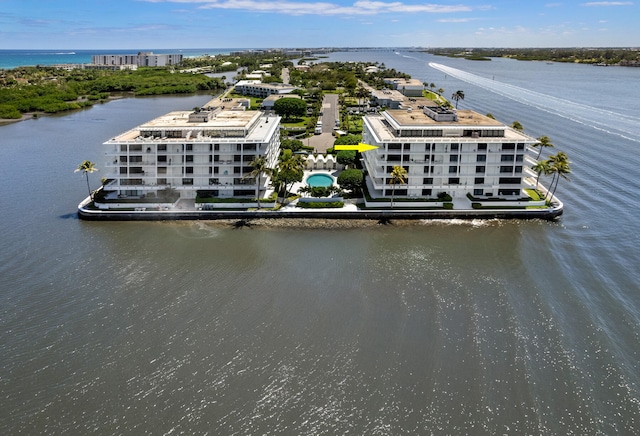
102 100 281 204
362 106 537 199
91 52 183 67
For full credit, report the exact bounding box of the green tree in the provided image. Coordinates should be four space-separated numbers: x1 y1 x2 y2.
336 150 357 168
334 134 361 146
511 121 524 131
75 160 99 199
280 138 304 152
337 168 364 193
533 135 554 160
273 97 307 122
389 165 407 207
451 90 465 109
243 156 273 209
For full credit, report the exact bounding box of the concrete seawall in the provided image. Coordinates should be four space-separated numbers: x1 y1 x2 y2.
78 202 563 222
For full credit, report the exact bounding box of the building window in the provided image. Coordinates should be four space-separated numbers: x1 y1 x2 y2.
500 166 513 173
423 177 433 184
185 167 194 174
474 189 484 196
478 143 487 151
515 166 523 173
158 155 167 162
451 143 459 151
499 189 520 195
516 154 524 162
477 155 486 162
501 155 514 162
448 177 460 184
499 177 520 184
450 155 458 163
449 165 458 174
158 167 167 174
209 178 219 185
422 189 432 196
476 166 485 174
517 143 525 150
186 155 194 162
502 143 515 150
474 177 484 184
423 166 430 174
182 178 193 185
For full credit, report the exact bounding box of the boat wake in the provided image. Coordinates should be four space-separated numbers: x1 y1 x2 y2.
429 62 640 143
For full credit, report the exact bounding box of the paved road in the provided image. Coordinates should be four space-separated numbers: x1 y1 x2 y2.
305 94 340 153
321 94 339 133
281 67 290 84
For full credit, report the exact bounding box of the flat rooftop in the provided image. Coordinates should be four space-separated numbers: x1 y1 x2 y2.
110 97 280 142
139 109 259 130
388 109 504 127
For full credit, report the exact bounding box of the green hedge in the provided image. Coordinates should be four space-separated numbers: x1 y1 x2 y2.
297 201 344 208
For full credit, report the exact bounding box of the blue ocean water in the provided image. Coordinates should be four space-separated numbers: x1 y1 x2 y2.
0 48 242 69
1 50 640 434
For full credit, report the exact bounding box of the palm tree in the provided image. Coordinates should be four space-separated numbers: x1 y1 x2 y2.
533 135 554 160
389 165 407 208
244 156 273 209
531 159 552 191
451 90 465 109
274 149 305 205
356 85 369 112
511 121 524 131
75 160 98 199
545 152 571 201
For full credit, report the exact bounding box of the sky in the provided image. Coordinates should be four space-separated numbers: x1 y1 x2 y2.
1 0 638 49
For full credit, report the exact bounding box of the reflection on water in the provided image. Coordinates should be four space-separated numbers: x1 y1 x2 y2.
1 56 640 434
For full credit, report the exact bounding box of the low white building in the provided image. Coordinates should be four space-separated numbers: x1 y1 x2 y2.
362 106 537 200
100 99 281 206
383 78 424 97
234 81 299 98
261 94 302 110
371 89 405 109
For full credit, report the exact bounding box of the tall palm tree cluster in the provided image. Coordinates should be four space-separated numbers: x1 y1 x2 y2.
531 136 571 202
244 149 306 208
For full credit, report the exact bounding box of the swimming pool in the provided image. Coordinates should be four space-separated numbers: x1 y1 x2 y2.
306 173 334 188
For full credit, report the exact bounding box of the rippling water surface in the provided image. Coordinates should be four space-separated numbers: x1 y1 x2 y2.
1 52 639 434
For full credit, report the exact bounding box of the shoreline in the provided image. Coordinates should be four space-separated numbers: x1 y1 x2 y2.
77 197 564 223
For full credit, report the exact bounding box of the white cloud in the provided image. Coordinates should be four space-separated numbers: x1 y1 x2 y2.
141 0 482 16
581 1 633 6
437 18 476 23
